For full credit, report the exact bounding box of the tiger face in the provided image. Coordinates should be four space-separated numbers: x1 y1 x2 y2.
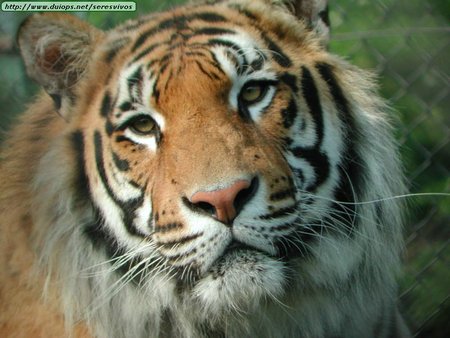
83 3 341 289
11 0 408 336
87 7 315 279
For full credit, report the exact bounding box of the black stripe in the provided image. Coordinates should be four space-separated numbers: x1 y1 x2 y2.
275 226 314 259
315 64 359 160
153 222 183 234
185 51 208 57
292 168 305 187
250 54 265 71
235 8 258 21
319 6 330 27
262 34 292 68
94 131 121 200
270 223 294 232
291 147 330 192
316 62 363 235
158 17 188 31
168 40 188 52
131 17 186 52
132 13 227 52
132 28 160 52
157 233 203 249
119 101 132 112
70 131 90 204
84 209 157 282
105 119 114 136
269 188 295 202
194 27 235 36
49 94 61 110
115 135 133 143
195 60 220 80
147 59 158 70
315 63 350 122
132 43 160 63
104 37 130 63
208 38 251 75
160 52 174 65
152 74 161 103
166 249 197 264
191 12 226 22
288 66 329 191
259 205 297 220
94 131 146 237
210 51 227 76
164 69 174 91
112 151 130 171
100 92 112 117
127 66 144 102
280 72 299 93
119 15 153 32
192 56 226 76
208 38 243 55
84 210 120 257
282 98 298 128
301 66 324 145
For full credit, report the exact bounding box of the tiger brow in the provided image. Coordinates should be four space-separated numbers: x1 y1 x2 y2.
132 12 228 52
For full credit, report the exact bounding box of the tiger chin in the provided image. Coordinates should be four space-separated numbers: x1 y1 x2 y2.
0 0 412 337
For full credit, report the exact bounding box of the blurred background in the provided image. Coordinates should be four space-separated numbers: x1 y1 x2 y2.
0 0 448 337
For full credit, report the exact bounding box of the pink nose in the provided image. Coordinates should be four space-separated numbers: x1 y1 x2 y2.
190 179 252 225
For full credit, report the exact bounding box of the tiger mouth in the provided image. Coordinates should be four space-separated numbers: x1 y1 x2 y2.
215 239 278 266
192 240 264 275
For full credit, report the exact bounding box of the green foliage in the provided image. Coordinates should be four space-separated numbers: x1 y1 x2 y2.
400 241 450 337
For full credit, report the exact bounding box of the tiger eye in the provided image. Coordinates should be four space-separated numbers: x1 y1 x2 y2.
129 116 156 135
241 84 264 104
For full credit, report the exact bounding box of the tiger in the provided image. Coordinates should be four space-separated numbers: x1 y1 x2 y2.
0 0 412 337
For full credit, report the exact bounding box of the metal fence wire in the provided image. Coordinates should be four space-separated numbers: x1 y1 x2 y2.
0 1 449 337
328 2 449 337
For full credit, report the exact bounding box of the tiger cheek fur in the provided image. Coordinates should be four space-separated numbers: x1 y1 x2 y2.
0 1 412 338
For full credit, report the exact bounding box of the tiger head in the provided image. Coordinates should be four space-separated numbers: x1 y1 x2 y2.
17 0 405 335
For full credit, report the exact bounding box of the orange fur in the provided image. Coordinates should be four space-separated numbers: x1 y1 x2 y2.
0 96 90 337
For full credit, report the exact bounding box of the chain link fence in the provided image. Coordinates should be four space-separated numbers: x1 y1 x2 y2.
0 1 448 337
329 1 449 337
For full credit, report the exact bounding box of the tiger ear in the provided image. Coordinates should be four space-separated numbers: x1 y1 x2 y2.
282 0 330 45
17 13 103 116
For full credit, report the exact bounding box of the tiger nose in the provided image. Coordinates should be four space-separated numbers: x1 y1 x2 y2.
189 178 258 225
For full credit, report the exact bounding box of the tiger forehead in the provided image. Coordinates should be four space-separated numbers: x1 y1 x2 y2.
107 8 243 54
130 14 261 65
103 3 297 72
124 5 253 44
